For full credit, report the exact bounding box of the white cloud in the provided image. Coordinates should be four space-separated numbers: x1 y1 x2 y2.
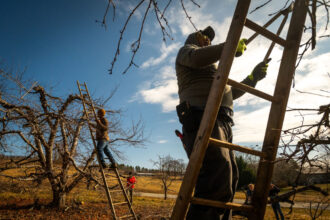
233 106 270 143
141 42 180 68
158 140 168 144
132 65 179 112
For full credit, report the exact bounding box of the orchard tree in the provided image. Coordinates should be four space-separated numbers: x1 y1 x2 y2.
153 155 185 200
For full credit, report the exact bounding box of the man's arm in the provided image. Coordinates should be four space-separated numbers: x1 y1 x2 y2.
96 118 108 130
177 43 225 68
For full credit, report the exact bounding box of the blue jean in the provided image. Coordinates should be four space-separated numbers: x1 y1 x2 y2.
271 202 284 220
96 140 115 164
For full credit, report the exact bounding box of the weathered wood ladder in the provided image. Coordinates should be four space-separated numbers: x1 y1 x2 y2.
171 0 307 219
77 81 137 220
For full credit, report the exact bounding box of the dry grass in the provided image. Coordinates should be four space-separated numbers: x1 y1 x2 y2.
0 167 329 219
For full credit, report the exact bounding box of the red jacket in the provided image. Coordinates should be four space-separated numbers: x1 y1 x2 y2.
127 176 136 189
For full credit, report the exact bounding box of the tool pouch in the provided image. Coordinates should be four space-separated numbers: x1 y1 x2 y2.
176 101 203 132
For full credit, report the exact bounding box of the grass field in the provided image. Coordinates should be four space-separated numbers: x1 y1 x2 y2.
0 167 329 219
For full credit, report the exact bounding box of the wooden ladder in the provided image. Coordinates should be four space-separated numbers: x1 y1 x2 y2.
171 0 308 219
77 81 137 220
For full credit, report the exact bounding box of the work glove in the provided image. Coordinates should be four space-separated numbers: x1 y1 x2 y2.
235 38 247 57
248 59 271 81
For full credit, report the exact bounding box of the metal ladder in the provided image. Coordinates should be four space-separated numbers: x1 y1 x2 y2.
77 81 137 220
171 0 308 219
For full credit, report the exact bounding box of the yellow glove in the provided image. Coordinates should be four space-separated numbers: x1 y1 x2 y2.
235 38 247 57
248 60 270 81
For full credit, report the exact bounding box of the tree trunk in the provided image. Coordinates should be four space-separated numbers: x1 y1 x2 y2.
52 190 66 209
164 185 167 200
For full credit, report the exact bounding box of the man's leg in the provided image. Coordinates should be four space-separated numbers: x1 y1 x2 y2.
103 143 117 166
276 202 284 220
184 119 235 220
96 140 106 165
130 189 133 204
271 203 280 220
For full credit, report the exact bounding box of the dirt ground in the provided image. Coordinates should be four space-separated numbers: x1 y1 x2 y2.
0 170 329 219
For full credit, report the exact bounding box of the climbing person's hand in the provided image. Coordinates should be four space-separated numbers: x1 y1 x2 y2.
235 38 247 57
248 59 271 81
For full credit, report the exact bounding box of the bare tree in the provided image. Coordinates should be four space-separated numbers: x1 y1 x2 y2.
0 67 145 208
280 103 329 182
272 158 300 186
273 97 329 213
152 155 185 200
307 195 330 220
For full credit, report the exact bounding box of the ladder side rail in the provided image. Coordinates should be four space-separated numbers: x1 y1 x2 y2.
83 82 99 121
113 169 138 219
249 1 308 219
171 1 251 219
76 81 117 220
264 13 289 62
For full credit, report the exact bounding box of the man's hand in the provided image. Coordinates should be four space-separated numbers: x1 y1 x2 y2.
235 38 247 57
248 59 271 81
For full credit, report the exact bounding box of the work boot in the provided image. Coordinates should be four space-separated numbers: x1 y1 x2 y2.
110 163 117 169
101 162 108 169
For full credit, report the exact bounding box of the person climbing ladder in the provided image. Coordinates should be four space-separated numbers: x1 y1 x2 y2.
93 109 117 169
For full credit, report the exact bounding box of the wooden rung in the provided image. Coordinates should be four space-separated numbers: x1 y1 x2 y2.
113 201 128 206
119 214 134 219
245 19 287 47
191 197 253 212
110 189 123 193
209 138 265 157
227 79 277 103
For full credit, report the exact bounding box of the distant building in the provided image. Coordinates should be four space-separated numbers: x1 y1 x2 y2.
136 172 156 176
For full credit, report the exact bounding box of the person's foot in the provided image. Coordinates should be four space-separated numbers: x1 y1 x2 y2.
110 163 117 168
101 162 108 169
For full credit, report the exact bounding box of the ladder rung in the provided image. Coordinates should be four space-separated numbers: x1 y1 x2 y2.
227 79 277 103
113 201 128 206
119 214 134 219
191 197 253 212
245 18 287 47
209 138 265 157
110 189 123 193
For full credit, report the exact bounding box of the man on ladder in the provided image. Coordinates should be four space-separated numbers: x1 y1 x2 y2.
93 109 117 169
175 26 268 219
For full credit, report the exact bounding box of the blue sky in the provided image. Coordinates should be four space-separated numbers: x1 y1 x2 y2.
1 0 329 168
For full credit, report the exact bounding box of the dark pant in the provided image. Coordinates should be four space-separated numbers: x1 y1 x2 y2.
183 114 238 220
96 140 116 164
271 202 284 220
127 188 133 204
